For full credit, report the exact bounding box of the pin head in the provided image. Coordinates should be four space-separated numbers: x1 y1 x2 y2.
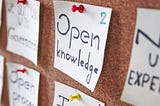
16 68 27 73
78 5 84 13
16 0 27 4
72 5 84 13
72 5 77 12
68 93 81 102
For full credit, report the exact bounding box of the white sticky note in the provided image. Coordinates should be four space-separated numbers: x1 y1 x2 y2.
53 1 112 91
53 81 105 106
6 62 40 106
0 55 4 101
121 8 160 106
0 0 2 27
6 0 40 65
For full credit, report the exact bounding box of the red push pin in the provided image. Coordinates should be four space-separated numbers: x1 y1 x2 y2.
72 5 84 13
16 68 27 73
16 0 27 4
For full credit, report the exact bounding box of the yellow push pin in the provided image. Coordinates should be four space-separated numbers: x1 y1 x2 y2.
68 93 81 102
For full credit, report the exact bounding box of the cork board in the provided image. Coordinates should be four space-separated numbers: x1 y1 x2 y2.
0 0 160 106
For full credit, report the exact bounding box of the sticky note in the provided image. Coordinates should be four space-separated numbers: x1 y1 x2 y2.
6 62 40 106
121 8 160 106
53 1 112 91
0 0 2 27
6 0 40 65
0 55 4 101
53 81 105 106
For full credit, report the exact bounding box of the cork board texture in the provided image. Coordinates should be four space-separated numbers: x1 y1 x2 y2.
0 0 160 106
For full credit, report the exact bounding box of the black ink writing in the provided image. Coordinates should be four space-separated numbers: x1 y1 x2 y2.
56 40 77 63
7 2 38 22
17 4 38 21
57 40 98 84
7 2 15 14
7 2 39 28
57 95 69 106
12 91 34 106
135 29 160 48
17 4 38 27
8 27 36 51
128 69 160 93
134 71 142 86
57 13 100 51
135 28 160 67
149 53 159 67
57 14 70 36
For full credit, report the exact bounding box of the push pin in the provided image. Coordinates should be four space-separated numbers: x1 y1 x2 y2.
72 5 84 13
16 68 27 73
16 0 27 4
68 93 81 102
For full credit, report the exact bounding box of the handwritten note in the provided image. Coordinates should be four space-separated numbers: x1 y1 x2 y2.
0 0 2 27
0 55 4 101
121 8 160 106
53 1 112 91
7 62 40 106
53 81 105 106
6 0 40 65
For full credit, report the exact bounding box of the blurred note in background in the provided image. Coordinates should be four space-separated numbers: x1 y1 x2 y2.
6 62 40 106
121 8 160 106
0 55 4 102
53 81 105 106
0 0 2 27
5 0 40 65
